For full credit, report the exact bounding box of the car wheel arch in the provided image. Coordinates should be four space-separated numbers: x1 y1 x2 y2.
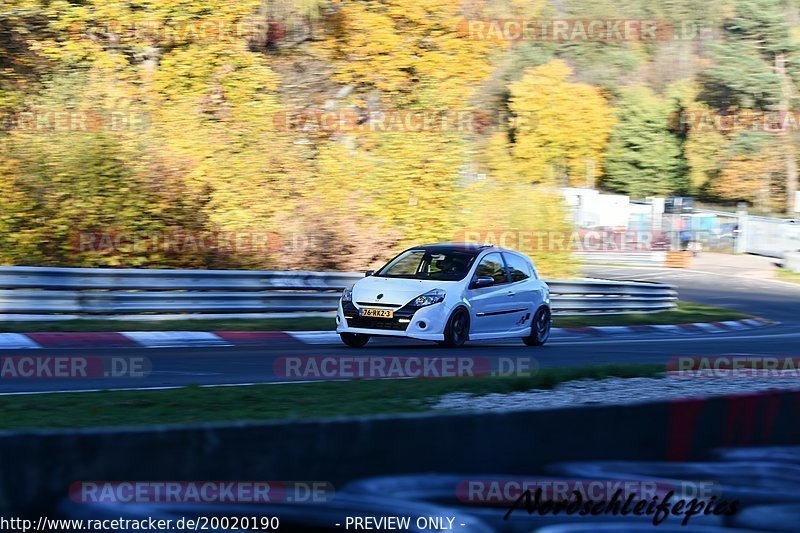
448 304 471 327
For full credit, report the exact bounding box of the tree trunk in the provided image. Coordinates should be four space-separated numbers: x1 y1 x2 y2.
775 53 798 214
759 172 770 213
788 148 798 214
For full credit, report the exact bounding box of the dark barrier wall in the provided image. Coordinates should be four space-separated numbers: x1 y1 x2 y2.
3 389 800 517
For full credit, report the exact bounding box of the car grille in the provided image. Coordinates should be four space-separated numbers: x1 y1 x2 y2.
345 317 409 331
355 302 401 308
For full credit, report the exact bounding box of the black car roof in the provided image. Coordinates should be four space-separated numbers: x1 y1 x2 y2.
411 242 496 254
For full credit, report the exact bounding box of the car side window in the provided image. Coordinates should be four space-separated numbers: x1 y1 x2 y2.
475 253 509 285
503 253 532 282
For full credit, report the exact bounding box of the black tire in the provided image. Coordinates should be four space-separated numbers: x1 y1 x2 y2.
523 306 551 346
440 307 470 347
340 332 370 348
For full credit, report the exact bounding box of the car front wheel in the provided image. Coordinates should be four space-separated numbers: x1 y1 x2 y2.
523 307 551 346
340 332 370 348
438 307 470 347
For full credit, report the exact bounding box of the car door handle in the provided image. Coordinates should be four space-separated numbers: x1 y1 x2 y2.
506 291 515 296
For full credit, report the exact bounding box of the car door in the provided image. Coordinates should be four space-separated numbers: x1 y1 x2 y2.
501 252 543 332
467 252 514 334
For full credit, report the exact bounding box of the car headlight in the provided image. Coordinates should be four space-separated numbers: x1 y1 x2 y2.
413 288 446 307
341 287 353 303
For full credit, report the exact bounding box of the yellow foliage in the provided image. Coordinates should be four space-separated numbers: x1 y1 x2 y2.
709 144 784 211
492 60 616 186
0 0 580 274
459 182 577 278
320 0 497 106
312 132 470 268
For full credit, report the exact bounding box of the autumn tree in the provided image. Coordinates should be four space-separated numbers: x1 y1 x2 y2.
489 60 615 187
701 0 799 213
11 0 317 268
320 0 497 107
0 0 580 272
459 182 577 278
708 133 785 212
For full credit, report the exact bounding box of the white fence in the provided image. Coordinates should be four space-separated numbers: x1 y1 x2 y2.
741 216 800 258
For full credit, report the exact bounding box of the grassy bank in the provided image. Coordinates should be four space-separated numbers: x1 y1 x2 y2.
553 301 751 328
0 364 665 430
0 301 751 333
776 268 800 285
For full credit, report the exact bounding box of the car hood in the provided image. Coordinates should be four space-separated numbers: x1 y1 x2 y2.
352 277 455 306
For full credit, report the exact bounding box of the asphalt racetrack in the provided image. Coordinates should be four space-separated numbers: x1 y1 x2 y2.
0 266 798 394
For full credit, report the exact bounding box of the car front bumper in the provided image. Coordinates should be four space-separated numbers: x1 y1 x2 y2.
335 301 448 341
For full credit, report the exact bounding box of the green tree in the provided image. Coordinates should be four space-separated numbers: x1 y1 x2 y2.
602 86 687 197
700 0 799 212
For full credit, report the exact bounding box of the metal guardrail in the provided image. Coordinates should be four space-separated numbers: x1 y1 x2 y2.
574 251 667 268
546 279 677 314
0 266 677 317
0 266 357 291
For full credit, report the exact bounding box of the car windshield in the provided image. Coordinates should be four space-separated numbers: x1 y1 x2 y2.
375 249 477 281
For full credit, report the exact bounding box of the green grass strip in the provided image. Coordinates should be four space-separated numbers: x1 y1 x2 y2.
0 363 666 430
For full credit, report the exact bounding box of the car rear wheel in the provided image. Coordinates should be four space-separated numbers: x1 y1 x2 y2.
523 307 551 346
439 307 470 347
340 332 370 348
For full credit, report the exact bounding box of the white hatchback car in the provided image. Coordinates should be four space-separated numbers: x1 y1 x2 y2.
336 243 551 347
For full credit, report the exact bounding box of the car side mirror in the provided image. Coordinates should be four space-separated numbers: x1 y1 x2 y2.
365 270 375 277
471 275 494 289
